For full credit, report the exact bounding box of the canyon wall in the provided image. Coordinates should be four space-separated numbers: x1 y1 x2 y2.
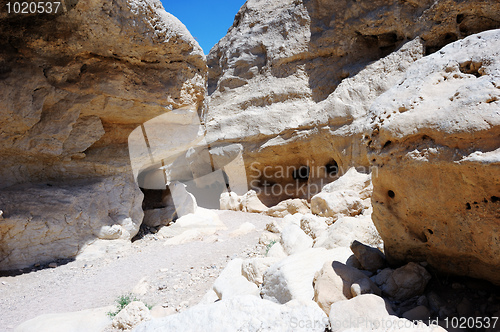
206 0 500 205
368 30 500 285
0 0 206 270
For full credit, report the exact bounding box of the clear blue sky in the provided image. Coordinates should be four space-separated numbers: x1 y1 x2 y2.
161 0 247 54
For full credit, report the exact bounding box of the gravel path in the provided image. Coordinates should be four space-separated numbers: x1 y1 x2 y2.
0 210 278 331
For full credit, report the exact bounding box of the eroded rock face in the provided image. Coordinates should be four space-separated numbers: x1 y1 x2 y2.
205 0 499 204
368 30 500 284
0 0 206 270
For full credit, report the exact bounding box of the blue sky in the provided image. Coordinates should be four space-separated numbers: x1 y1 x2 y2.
161 0 247 54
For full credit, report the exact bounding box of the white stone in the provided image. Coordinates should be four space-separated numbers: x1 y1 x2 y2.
266 242 288 259
158 208 226 245
168 181 197 218
314 215 382 250
112 301 152 330
15 306 113 332
239 190 268 213
261 247 353 304
133 295 327 332
311 190 364 220
213 259 260 300
229 222 256 237
300 213 329 239
242 257 281 285
280 224 313 255
219 191 241 210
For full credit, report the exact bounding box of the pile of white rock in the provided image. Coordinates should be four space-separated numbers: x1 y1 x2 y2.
134 168 443 332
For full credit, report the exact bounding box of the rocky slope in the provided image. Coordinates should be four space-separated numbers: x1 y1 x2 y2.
205 0 500 204
0 0 206 270
368 29 500 285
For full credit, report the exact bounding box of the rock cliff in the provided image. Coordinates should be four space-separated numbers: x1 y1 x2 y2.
368 29 500 285
206 0 500 204
0 0 206 270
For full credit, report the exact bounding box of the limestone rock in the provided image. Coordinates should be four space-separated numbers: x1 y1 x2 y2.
239 190 268 213
264 199 311 218
220 192 241 211
329 294 444 332
241 257 281 285
0 0 206 270
299 214 329 239
265 213 302 233
280 224 313 255
311 191 364 220
261 247 353 304
311 168 372 220
133 295 328 332
112 301 152 330
319 168 372 198
15 306 113 332
367 30 500 284
313 261 381 315
266 242 288 259
313 215 382 250
157 208 226 245
204 0 500 201
212 259 260 300
372 263 431 301
350 240 386 272
0 176 142 270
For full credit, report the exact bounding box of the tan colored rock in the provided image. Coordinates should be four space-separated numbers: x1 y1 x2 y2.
367 30 500 284
0 0 206 270
313 261 381 315
264 199 311 218
372 263 431 301
112 301 152 330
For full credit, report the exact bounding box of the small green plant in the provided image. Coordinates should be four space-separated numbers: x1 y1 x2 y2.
107 294 139 318
265 240 277 256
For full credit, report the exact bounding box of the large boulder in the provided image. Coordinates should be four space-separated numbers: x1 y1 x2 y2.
367 30 500 284
0 0 206 270
205 0 499 203
261 247 353 304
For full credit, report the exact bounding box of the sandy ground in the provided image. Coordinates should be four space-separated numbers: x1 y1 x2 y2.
0 210 278 331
